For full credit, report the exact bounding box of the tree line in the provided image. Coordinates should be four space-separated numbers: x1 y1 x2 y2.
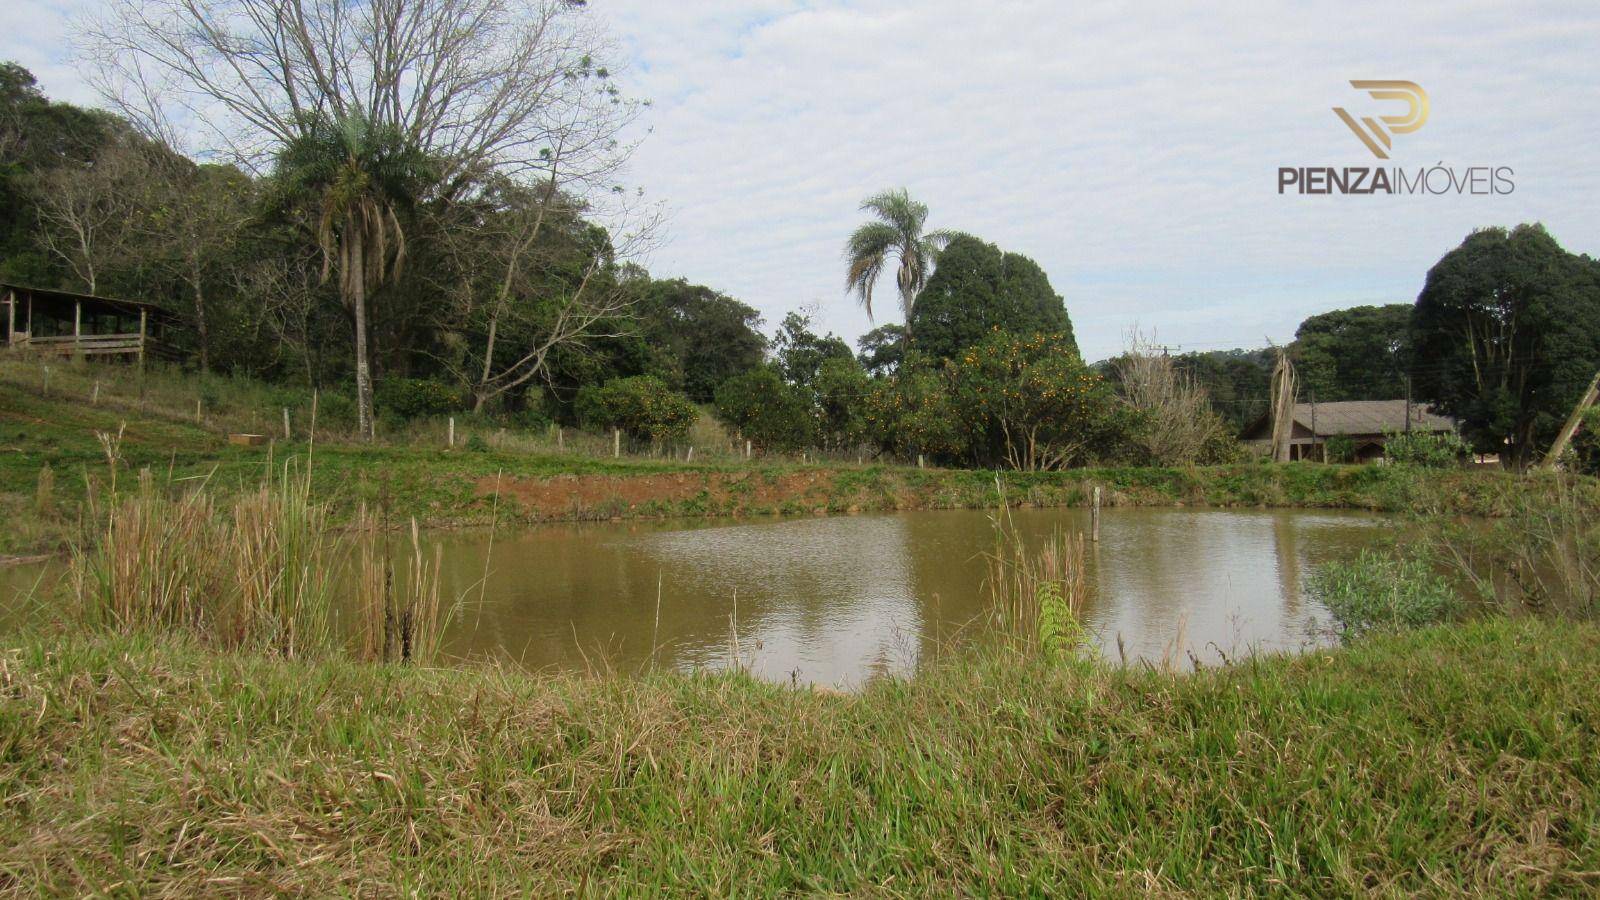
3 0 1598 471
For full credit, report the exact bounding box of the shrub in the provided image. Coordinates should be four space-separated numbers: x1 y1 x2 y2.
943 330 1129 470
714 367 815 452
1325 434 1357 463
1383 429 1469 468
814 356 870 451
376 377 467 421
1109 330 1234 466
576 376 697 445
1308 550 1460 640
1569 407 1600 475
863 368 961 462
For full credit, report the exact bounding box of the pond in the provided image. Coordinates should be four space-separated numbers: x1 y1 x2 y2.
2 507 1386 687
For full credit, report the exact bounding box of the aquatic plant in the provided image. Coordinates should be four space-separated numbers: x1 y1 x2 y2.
1308 549 1458 640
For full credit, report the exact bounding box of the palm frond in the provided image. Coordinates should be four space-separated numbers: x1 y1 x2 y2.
844 221 899 319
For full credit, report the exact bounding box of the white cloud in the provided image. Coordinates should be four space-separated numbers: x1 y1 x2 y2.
6 1 1598 359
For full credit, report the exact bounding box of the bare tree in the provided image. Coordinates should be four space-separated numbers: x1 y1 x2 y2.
32 136 151 294
85 0 641 435
1112 328 1230 465
139 161 255 370
86 0 637 186
231 251 326 384
435 183 663 410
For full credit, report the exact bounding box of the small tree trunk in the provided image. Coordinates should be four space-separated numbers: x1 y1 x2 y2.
349 238 375 442
189 263 211 372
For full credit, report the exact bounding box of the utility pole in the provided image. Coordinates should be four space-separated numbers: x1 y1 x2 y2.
1404 375 1413 434
1539 370 1600 472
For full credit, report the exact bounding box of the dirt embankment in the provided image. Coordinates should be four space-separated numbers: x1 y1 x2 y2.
476 468 930 522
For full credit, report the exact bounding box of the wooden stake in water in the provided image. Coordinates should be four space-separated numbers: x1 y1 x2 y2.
1092 485 1101 542
448 417 456 448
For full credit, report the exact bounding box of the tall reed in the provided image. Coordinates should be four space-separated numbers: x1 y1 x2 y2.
70 457 340 657
228 457 340 656
355 506 451 665
983 478 1089 655
71 468 227 635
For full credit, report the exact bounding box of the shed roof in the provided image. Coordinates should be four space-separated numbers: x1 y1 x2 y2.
1244 399 1456 439
2 282 174 319
1295 399 1455 435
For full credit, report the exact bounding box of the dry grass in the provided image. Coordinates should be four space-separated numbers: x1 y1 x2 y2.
67 457 340 657
0 618 1596 895
355 509 451 665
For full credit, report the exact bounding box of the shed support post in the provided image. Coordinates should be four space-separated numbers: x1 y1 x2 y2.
138 309 147 368
5 289 14 346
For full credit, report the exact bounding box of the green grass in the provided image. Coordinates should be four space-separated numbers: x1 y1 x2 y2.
7 358 1597 559
0 618 1595 894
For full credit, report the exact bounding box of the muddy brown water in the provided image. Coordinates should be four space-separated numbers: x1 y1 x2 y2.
2 507 1386 686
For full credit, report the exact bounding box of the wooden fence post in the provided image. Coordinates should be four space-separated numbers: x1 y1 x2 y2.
283 407 291 440
614 428 621 458
448 417 456 448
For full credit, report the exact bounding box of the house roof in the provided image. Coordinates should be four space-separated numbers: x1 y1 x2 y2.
1243 399 1456 440
2 282 174 318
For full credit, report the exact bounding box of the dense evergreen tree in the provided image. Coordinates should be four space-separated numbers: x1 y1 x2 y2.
1410 224 1600 469
856 324 905 376
1153 349 1272 435
1291 304 1412 402
907 235 1075 364
772 312 854 390
635 279 766 401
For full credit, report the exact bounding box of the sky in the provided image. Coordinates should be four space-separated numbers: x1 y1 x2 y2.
5 1 1599 361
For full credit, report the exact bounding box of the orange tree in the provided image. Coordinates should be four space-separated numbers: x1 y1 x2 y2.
575 375 697 446
864 368 961 462
943 330 1128 470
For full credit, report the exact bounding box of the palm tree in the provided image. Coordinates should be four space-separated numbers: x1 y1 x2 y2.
843 188 957 334
273 114 433 440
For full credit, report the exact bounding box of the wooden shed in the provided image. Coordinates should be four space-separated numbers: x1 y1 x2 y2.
2 283 171 363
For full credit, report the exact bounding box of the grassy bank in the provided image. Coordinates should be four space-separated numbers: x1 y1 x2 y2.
0 619 1595 894
6 371 1594 560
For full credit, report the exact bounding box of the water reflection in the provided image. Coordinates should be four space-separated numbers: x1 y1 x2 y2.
2 507 1384 687
420 507 1382 686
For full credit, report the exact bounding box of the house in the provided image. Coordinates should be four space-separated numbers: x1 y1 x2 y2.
1241 399 1458 462
2 283 172 363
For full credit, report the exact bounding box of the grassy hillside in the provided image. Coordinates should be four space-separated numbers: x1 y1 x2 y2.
5 357 1595 560
0 618 1595 894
